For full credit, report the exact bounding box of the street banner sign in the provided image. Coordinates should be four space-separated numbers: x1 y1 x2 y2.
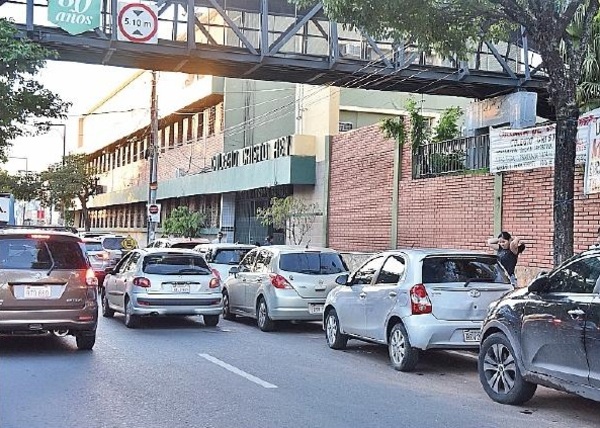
117 2 159 44
48 0 102 35
147 203 161 223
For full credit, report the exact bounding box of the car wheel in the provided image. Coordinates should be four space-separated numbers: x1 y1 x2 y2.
76 332 96 350
124 297 139 329
256 297 275 332
222 291 236 321
204 315 219 327
479 332 537 405
325 309 348 350
102 289 115 318
388 323 419 372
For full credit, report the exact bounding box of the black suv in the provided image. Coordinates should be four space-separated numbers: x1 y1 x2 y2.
478 249 600 404
0 227 98 350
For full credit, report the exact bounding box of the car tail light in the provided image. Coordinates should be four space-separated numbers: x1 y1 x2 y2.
133 277 151 288
85 268 98 287
410 283 432 315
270 274 292 289
209 268 221 289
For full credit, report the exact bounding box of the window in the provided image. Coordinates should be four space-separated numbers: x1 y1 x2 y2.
547 255 600 294
375 256 406 284
239 250 258 272
254 250 272 273
352 256 385 285
0 237 87 270
85 242 104 252
142 253 210 275
213 248 253 265
123 252 141 272
422 256 509 284
279 252 348 275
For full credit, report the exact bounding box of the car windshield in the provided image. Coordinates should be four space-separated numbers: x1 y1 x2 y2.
422 256 510 284
85 242 104 252
279 252 348 275
213 248 253 265
0 237 88 270
142 254 211 275
102 237 130 250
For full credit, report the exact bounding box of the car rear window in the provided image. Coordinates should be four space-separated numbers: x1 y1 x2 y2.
213 248 253 265
102 237 137 250
170 242 201 249
85 242 104 251
0 237 88 270
279 252 348 275
142 254 211 275
422 256 510 284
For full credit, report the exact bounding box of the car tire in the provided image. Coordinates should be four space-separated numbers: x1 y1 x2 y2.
222 291 236 321
388 323 419 372
204 314 219 327
325 309 348 350
76 332 96 350
124 297 139 329
479 332 537 405
256 297 275 332
101 290 114 318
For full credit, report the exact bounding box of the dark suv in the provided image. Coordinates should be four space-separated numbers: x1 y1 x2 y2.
478 249 600 404
0 227 98 350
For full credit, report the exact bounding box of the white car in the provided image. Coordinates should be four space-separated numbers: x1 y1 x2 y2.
193 243 256 280
101 248 223 328
324 249 514 372
222 245 349 331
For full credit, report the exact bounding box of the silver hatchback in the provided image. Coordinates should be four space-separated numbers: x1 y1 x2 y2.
223 246 349 331
324 249 513 371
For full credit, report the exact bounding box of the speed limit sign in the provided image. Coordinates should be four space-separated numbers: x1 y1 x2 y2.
117 2 158 44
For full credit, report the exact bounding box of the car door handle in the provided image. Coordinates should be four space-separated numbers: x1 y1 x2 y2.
388 291 397 298
568 309 585 319
359 292 367 299
256 278 262 283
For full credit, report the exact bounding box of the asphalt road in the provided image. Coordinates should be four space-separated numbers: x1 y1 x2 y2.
1 313 599 428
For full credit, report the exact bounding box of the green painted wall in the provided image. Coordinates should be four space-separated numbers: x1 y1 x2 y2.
223 79 296 152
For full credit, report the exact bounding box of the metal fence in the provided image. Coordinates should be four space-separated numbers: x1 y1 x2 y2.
412 135 490 179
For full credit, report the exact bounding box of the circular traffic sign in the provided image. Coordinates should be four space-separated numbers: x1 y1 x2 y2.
148 204 159 214
117 3 158 43
121 236 138 251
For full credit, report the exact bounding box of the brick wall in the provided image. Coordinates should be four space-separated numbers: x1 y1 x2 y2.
328 123 600 285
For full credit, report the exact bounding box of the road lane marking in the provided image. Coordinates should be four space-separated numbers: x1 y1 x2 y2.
198 353 278 389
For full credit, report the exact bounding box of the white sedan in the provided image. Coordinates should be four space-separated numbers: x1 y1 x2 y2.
101 248 223 328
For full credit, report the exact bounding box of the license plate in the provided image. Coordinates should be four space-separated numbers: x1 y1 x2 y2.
24 286 52 299
172 285 190 293
309 303 324 314
463 330 481 342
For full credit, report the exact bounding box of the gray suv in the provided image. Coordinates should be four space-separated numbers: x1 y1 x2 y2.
0 227 98 350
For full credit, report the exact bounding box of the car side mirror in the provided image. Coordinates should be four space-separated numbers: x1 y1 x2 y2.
529 275 549 293
335 273 349 285
229 266 239 277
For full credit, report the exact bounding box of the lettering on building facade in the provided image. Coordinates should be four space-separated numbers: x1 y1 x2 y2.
211 136 292 171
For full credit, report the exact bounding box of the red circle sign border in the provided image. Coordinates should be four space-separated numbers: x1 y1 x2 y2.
149 205 159 214
117 2 158 43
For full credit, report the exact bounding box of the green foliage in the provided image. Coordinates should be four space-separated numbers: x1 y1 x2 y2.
162 206 206 238
429 151 466 174
406 98 430 151
380 116 406 146
0 169 42 202
433 107 463 142
256 196 321 245
0 19 70 161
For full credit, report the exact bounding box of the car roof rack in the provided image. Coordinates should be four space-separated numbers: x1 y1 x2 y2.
0 225 79 234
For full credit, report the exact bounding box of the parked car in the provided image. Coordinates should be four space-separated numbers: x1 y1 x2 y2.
101 248 222 328
193 242 256 280
324 249 514 371
83 238 116 286
0 226 98 350
223 245 349 331
478 249 600 405
147 237 210 249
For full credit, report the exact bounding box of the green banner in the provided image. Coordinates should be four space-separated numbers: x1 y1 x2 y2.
48 0 101 35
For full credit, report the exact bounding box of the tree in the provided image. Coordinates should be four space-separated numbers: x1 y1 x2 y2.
40 154 98 230
256 196 321 245
299 0 600 266
433 107 463 143
0 169 42 202
576 14 600 111
0 19 70 161
162 206 206 237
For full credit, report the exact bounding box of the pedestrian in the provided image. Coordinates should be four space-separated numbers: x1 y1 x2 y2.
212 231 224 244
487 231 525 286
264 234 273 246
590 227 600 249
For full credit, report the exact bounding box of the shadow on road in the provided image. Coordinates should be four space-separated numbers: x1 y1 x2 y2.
0 334 83 355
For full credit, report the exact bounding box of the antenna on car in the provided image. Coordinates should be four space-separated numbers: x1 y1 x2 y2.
305 239 311 249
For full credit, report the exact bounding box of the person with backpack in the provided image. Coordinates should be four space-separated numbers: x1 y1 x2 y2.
487 231 525 287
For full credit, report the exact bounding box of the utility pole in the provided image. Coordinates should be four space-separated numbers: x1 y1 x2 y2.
147 71 159 245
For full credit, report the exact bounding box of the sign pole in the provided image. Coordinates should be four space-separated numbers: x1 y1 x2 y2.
147 70 159 246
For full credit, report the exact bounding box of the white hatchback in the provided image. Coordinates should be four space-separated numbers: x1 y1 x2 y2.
324 249 514 371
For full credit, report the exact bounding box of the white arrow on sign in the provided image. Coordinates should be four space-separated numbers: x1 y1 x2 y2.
117 2 158 44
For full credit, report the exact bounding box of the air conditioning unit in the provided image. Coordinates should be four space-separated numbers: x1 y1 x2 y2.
339 42 363 58
175 168 187 178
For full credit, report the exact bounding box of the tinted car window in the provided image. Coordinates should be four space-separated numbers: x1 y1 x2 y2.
254 250 273 273
102 237 128 250
547 255 600 294
0 237 87 270
142 254 211 275
352 256 385 285
170 242 199 249
213 249 253 265
422 256 509 284
85 242 104 251
240 250 258 272
279 252 348 275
